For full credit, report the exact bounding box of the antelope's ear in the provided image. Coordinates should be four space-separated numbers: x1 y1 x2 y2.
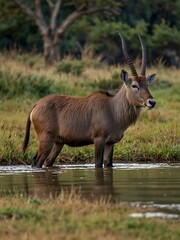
120 69 129 84
147 73 156 85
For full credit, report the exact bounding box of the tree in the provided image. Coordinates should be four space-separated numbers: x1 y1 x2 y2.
12 0 120 66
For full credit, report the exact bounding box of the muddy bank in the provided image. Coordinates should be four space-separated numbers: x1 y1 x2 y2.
0 155 180 166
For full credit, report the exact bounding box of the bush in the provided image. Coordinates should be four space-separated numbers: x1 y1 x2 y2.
150 78 172 90
0 70 54 98
56 59 84 76
95 71 122 90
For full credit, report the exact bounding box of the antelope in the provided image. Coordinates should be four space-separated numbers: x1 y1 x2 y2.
23 33 156 168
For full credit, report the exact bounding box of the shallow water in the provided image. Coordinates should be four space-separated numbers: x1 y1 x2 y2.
0 163 180 218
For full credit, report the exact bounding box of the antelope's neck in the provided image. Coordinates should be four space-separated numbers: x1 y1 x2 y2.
111 84 141 130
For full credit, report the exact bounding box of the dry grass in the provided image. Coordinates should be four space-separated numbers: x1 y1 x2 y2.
0 52 180 164
0 190 180 240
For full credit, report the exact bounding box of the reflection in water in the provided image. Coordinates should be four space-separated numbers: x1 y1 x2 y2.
31 168 115 199
0 163 180 208
93 169 114 198
32 170 61 198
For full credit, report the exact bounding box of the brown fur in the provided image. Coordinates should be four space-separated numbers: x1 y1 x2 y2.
23 78 156 168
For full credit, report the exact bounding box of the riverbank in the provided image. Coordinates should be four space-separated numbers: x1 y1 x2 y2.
0 53 180 165
0 191 179 240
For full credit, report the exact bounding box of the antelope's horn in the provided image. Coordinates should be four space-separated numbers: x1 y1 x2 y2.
138 35 147 76
118 32 138 76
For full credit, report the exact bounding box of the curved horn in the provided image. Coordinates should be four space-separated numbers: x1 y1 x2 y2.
118 32 138 76
138 35 147 76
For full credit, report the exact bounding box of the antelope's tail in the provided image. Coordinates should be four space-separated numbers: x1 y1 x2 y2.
23 113 31 154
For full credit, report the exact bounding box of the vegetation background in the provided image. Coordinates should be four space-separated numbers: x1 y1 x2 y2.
0 0 179 164
0 0 180 66
0 2 180 239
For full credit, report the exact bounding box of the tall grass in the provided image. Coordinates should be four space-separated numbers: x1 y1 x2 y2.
0 70 54 98
0 191 180 240
0 53 180 164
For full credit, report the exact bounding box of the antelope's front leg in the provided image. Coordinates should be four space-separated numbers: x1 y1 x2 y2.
104 144 114 167
94 137 105 168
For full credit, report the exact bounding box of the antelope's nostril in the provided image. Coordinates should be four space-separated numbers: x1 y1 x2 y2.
147 99 156 108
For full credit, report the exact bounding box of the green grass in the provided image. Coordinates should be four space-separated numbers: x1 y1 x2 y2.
0 53 180 165
0 54 180 239
0 192 179 240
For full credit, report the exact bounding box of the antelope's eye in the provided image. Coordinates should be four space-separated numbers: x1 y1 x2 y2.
132 84 139 90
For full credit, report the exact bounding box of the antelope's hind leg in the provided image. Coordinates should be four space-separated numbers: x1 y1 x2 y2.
45 142 64 167
31 152 38 167
32 134 55 168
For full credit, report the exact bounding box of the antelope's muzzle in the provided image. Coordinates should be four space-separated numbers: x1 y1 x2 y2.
146 99 156 109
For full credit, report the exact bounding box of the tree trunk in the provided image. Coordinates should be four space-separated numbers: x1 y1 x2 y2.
43 35 60 66
13 0 116 66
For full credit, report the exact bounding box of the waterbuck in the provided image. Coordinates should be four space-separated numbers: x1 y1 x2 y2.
23 33 156 168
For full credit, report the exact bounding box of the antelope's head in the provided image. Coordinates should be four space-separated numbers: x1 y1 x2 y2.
119 33 156 110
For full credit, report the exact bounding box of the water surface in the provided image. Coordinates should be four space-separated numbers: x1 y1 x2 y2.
0 163 180 217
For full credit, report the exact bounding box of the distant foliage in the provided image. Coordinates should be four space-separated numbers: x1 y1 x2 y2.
0 0 180 66
0 69 78 98
150 78 172 90
85 20 148 64
93 72 121 90
56 59 84 76
0 70 54 98
149 21 180 66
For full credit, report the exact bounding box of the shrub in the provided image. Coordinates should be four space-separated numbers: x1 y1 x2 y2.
0 69 54 98
150 78 172 90
95 71 122 90
56 59 84 76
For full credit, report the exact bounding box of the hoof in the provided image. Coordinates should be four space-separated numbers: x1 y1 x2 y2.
95 164 103 168
44 161 54 167
105 163 113 168
31 163 43 168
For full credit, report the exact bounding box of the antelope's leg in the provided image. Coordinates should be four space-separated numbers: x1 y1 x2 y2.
32 134 55 168
45 143 64 167
104 144 114 167
32 152 38 164
94 137 105 168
